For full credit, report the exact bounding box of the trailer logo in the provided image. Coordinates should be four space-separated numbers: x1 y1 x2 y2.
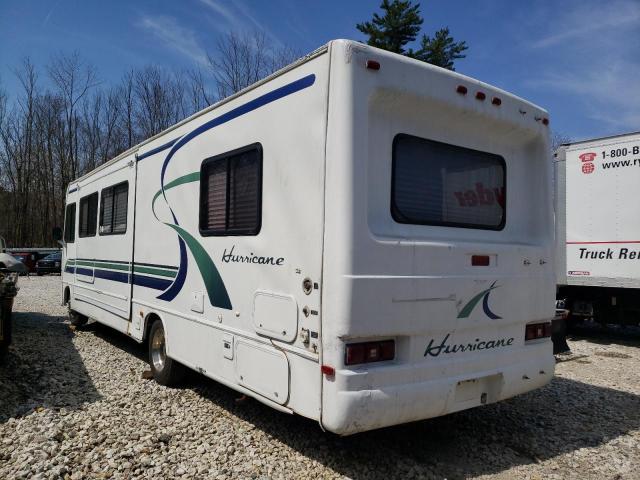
579 152 597 174
424 333 514 358
457 281 501 319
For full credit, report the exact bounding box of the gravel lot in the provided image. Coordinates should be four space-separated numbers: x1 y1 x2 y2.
1 276 639 479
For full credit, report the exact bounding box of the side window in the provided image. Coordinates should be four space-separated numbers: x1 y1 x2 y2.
64 203 76 243
79 192 99 238
200 143 262 236
100 182 128 235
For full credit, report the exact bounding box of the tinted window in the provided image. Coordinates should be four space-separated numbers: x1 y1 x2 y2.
79 192 98 237
100 182 128 235
64 203 76 243
391 134 506 230
200 144 262 236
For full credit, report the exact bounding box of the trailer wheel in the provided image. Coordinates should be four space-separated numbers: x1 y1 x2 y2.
69 310 87 327
148 320 185 386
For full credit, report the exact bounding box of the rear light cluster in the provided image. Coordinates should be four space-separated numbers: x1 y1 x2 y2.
345 340 395 366
525 322 552 341
455 85 548 125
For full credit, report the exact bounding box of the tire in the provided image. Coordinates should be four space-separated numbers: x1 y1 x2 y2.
148 320 185 386
69 310 88 327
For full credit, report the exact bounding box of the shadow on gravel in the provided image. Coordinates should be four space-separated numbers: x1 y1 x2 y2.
568 325 640 347
185 375 640 479
87 323 640 479
86 321 148 363
0 312 101 423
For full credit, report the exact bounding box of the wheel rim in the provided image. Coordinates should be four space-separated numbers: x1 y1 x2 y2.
150 326 166 371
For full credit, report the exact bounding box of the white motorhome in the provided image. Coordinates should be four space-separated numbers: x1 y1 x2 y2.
60 40 555 435
555 131 640 325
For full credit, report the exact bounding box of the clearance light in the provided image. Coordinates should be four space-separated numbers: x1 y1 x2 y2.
345 340 395 366
471 255 490 266
456 85 468 95
475 91 486 101
491 97 502 106
542 118 549 126
366 60 381 70
525 323 552 341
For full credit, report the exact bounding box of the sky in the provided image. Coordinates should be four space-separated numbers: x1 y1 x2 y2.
0 0 638 141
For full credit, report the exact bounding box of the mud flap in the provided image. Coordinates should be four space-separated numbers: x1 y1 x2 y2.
552 309 570 354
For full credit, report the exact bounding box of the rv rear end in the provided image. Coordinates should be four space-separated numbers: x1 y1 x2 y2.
321 41 555 434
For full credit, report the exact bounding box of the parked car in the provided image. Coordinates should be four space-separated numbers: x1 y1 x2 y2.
36 252 62 275
11 252 39 274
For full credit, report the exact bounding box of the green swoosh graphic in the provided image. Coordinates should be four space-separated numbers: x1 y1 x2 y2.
151 171 232 310
457 283 499 318
152 172 200 221
164 223 232 310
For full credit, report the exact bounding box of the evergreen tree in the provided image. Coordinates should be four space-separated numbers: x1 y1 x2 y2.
412 28 468 70
357 1 468 71
356 0 423 54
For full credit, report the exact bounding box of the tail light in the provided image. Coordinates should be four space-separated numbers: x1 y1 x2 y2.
345 340 395 366
471 255 490 266
525 322 552 341
475 91 486 101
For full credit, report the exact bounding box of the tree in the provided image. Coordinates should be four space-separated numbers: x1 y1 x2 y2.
551 131 572 153
208 31 300 99
412 28 468 70
356 0 422 54
357 0 468 70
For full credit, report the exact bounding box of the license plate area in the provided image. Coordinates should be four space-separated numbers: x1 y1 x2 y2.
454 373 503 407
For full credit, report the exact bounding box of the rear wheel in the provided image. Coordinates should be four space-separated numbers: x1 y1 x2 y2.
69 310 88 327
148 320 185 386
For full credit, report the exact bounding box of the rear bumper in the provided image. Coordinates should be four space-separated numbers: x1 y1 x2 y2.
321 342 554 435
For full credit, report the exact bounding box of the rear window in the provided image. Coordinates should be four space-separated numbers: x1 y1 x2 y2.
391 134 506 230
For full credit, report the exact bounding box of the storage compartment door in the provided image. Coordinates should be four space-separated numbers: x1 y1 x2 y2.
235 340 289 405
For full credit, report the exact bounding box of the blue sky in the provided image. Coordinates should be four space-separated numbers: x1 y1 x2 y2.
1 0 638 141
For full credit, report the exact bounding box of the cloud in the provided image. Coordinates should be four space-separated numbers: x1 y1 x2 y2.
138 15 208 66
198 0 284 48
531 1 640 49
525 0 640 133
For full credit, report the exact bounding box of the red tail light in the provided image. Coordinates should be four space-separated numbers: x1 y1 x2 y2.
475 91 486 100
321 365 335 376
345 340 395 366
471 255 490 266
525 323 552 341
491 97 502 106
456 85 468 95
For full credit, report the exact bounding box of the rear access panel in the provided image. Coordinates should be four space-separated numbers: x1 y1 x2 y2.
235 340 289 405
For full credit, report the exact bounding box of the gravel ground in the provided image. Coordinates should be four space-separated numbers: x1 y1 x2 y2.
1 276 639 479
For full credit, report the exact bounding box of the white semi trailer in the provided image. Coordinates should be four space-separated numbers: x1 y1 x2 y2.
555 131 640 326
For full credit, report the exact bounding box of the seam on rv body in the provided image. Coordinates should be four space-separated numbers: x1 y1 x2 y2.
318 43 335 432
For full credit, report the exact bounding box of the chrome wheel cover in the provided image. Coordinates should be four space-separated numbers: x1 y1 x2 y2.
150 327 166 371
